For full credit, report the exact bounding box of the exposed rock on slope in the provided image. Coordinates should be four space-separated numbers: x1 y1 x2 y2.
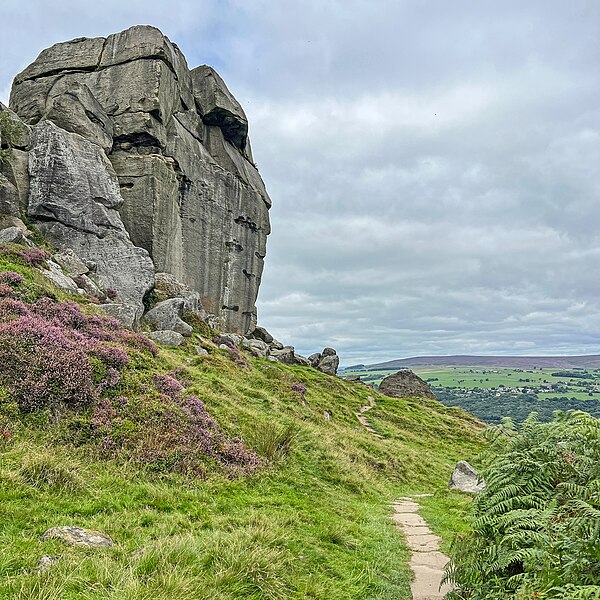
8 25 271 332
378 370 437 399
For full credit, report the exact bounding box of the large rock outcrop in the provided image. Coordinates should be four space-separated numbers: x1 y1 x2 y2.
378 370 437 399
8 25 271 332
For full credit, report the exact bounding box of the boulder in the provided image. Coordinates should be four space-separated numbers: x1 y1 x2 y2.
148 330 185 346
242 337 269 358
448 461 486 493
42 260 80 293
40 526 114 548
52 248 89 277
268 346 296 365
294 354 311 367
194 345 209 356
309 348 340 375
0 174 20 217
143 298 193 336
99 303 139 327
378 370 437 399
27 120 154 323
0 225 27 244
250 325 274 345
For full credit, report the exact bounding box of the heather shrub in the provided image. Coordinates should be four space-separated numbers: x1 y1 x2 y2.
91 392 261 476
0 297 154 412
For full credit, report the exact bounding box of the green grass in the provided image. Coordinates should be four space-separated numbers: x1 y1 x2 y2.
0 256 483 599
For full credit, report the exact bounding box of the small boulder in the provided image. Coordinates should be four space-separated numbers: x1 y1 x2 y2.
378 370 437 399
0 225 27 244
148 330 185 347
294 353 311 367
249 325 274 345
194 345 209 356
52 248 89 276
242 338 269 358
40 526 114 548
269 346 296 364
214 333 243 347
143 298 193 337
38 555 60 572
42 260 80 293
99 302 138 327
309 348 340 375
448 461 485 493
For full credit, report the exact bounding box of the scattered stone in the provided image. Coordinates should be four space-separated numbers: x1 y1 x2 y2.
38 555 60 572
448 460 486 493
293 353 311 367
268 346 296 364
324 411 331 421
40 526 114 548
378 370 437 399
214 333 243 347
147 330 185 347
143 298 193 336
194 345 209 356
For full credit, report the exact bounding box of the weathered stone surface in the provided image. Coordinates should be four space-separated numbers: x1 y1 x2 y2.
42 260 80 293
143 298 193 336
309 348 340 375
1 149 30 211
40 526 114 548
194 345 209 356
250 325 274 345
27 120 154 322
148 329 185 346
45 81 113 152
9 25 272 334
191 65 248 151
378 370 437 399
269 346 297 365
52 248 89 276
448 460 485 493
0 216 28 233
99 303 138 327
0 102 31 149
242 337 269 358
0 175 20 217
0 226 27 244
294 354 311 367
38 555 60 572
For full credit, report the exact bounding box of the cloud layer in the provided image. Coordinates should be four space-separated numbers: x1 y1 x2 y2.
1 0 599 363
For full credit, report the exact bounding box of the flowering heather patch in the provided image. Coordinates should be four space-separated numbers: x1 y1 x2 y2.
0 271 24 286
91 392 261 477
214 335 251 369
291 383 307 396
0 296 155 412
153 373 184 397
15 248 49 266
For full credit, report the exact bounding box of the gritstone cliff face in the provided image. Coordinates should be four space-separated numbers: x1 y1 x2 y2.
6 25 271 332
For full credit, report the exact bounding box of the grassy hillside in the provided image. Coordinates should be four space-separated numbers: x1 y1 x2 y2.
0 247 483 599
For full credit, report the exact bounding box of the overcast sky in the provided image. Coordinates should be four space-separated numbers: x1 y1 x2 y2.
1 1 599 364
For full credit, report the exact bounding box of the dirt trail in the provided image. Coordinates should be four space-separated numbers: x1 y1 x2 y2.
392 497 451 600
354 396 383 437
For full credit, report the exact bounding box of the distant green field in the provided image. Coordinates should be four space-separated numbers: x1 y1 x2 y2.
341 365 600 423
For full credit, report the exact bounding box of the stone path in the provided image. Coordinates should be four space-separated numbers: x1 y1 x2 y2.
392 497 451 600
354 396 383 438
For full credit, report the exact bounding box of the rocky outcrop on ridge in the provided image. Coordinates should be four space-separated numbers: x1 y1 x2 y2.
378 370 437 399
5 25 270 332
308 348 340 375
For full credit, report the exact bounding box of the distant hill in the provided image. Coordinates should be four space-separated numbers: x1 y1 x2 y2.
366 355 600 370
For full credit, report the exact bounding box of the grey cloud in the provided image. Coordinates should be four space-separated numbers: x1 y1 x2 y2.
1 1 599 364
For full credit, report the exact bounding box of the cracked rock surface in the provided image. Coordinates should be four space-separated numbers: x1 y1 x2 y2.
9 24 271 332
